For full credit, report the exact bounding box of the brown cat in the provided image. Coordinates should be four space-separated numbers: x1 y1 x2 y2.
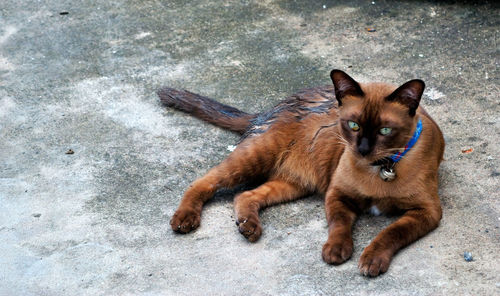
159 70 444 277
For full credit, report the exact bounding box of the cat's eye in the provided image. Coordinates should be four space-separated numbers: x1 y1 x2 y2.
348 121 360 131
379 127 392 135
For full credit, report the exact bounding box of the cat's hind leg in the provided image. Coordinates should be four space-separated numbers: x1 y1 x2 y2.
234 179 308 242
170 140 277 234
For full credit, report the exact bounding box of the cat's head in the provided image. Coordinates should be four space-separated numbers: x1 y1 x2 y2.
330 69 424 162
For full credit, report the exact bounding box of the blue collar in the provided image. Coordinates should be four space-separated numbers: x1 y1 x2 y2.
390 119 423 163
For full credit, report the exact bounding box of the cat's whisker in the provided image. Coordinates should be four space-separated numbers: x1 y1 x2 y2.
332 135 349 146
335 135 355 153
333 133 350 144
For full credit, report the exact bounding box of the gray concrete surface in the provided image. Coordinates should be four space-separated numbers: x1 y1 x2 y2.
1 0 499 295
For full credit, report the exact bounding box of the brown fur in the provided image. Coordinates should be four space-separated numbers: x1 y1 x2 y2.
160 70 444 277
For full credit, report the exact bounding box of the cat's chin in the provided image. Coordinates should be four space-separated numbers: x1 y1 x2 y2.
348 149 388 165
346 149 383 166
363 157 382 166
368 156 393 166
357 155 393 168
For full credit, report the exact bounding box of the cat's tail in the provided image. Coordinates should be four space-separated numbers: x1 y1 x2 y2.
157 87 254 134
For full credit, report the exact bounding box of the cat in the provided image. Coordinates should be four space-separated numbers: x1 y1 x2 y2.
158 70 445 277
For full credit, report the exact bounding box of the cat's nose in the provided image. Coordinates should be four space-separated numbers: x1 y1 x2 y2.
358 137 371 156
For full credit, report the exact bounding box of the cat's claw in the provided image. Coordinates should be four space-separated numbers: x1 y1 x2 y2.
236 216 261 242
322 239 353 265
170 207 201 234
358 247 392 277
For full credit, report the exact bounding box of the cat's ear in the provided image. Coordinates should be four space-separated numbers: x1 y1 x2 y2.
330 69 364 106
386 79 425 116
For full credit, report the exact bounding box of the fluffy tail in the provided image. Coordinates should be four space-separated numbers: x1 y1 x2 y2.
158 87 254 134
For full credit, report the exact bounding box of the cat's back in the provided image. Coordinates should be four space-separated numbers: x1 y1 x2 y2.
244 85 338 137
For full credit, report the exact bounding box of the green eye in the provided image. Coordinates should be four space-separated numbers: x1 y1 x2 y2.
348 121 360 131
380 127 392 135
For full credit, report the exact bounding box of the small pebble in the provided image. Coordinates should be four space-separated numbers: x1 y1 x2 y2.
463 251 473 262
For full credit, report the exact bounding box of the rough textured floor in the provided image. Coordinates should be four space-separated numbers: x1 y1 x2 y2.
1 1 499 295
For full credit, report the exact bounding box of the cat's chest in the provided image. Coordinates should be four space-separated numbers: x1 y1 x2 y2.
332 155 415 199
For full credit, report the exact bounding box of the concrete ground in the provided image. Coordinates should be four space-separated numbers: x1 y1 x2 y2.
1 0 498 295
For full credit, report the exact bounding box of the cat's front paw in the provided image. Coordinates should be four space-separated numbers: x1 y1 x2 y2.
236 215 262 242
358 244 392 277
170 207 201 233
322 238 353 265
